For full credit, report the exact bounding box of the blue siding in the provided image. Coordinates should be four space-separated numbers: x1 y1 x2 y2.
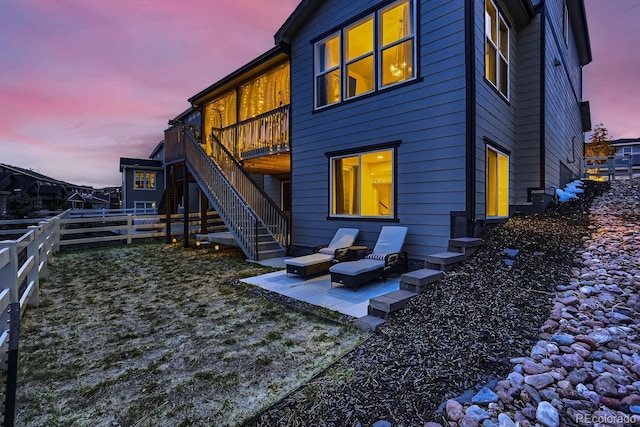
289 0 467 259
543 1 585 190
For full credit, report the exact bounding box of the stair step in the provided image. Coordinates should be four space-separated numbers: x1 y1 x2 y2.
427 251 467 265
448 237 484 249
354 315 386 332
369 289 417 318
257 248 286 260
400 268 443 293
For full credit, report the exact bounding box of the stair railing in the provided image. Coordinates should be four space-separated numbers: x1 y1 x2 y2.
206 130 288 249
183 132 259 260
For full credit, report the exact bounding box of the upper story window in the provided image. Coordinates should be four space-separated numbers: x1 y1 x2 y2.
485 0 509 99
134 171 156 190
314 0 416 110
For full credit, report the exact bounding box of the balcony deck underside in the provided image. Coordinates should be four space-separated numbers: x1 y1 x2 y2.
242 152 290 175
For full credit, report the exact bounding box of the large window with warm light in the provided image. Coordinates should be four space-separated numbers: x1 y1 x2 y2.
485 0 509 98
331 149 394 218
314 0 416 109
486 146 509 218
134 172 156 190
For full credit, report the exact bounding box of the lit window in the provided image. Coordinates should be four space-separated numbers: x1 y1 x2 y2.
380 0 415 87
134 172 156 190
331 149 394 218
485 0 509 98
345 16 374 99
313 0 416 109
315 33 342 108
486 147 509 218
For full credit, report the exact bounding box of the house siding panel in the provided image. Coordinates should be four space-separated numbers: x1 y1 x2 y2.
543 1 585 191
288 0 467 259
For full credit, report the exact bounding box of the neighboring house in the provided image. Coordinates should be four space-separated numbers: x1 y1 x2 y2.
611 138 640 169
0 163 90 216
165 0 591 263
67 192 110 209
119 157 165 213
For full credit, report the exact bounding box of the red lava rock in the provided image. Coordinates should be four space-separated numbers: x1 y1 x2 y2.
600 397 621 410
574 335 596 349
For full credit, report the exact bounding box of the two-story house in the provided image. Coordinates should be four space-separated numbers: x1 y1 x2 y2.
164 0 591 263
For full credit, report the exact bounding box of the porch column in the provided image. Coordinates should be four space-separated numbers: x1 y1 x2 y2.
165 166 173 244
183 166 190 248
200 190 208 234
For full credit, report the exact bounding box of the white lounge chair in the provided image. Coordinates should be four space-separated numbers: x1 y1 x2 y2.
329 226 408 289
284 228 359 279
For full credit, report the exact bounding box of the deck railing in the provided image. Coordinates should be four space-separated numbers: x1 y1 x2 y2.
184 131 260 260
201 130 288 252
211 105 290 159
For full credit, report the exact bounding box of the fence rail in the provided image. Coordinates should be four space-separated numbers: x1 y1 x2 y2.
583 156 639 181
0 208 220 425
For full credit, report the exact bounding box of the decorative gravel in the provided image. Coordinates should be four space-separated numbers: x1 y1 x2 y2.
247 180 615 427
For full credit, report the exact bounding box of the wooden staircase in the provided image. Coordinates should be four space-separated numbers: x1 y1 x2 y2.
183 130 287 260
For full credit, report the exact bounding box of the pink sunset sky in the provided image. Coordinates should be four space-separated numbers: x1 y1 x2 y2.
0 0 638 188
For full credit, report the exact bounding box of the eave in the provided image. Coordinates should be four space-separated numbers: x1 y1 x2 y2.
188 46 289 106
567 0 592 65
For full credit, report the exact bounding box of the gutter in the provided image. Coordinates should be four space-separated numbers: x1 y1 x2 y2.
464 0 476 235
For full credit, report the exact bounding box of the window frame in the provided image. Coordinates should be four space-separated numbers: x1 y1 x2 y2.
134 171 157 191
329 145 397 219
133 201 157 214
313 0 417 110
486 145 509 218
484 0 510 100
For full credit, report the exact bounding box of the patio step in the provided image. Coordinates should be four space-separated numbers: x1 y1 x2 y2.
400 268 443 293
368 289 417 319
354 315 386 332
448 237 484 251
426 251 467 271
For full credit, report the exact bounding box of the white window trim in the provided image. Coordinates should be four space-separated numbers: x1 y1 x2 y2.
344 14 375 101
329 148 395 219
486 145 509 219
313 0 417 110
134 171 156 191
377 0 417 90
133 201 157 214
484 0 510 100
314 31 342 109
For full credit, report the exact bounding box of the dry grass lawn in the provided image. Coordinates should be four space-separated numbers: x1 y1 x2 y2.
15 242 367 426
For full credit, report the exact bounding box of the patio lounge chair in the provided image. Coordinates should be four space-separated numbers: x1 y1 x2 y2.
329 226 408 289
285 228 360 279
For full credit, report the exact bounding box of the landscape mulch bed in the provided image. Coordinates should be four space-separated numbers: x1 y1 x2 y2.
248 181 610 426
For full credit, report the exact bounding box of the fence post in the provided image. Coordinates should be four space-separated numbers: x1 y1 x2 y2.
26 227 40 307
52 217 61 254
127 214 133 245
38 221 50 280
0 242 18 303
4 302 20 427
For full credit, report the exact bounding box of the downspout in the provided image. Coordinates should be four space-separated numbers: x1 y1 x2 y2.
537 0 546 190
464 0 476 236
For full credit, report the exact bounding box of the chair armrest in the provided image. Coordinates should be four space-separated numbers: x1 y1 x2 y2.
348 246 370 261
384 252 408 267
313 245 328 253
333 247 351 262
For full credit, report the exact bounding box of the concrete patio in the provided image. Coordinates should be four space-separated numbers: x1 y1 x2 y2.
241 259 400 318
